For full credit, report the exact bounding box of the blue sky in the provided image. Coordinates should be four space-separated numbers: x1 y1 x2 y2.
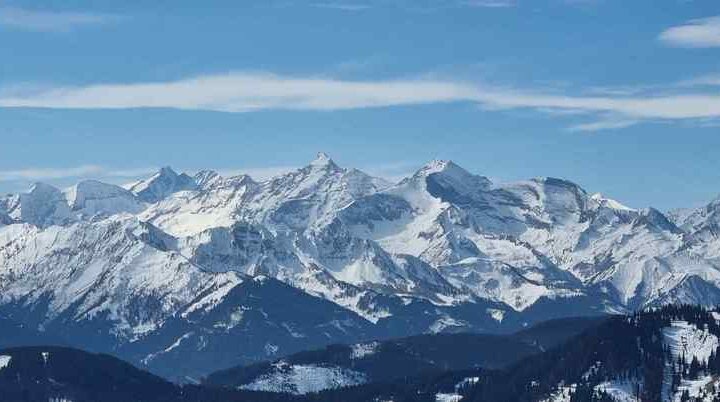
1 0 719 210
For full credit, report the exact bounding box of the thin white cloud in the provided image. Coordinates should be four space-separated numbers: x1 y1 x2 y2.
0 165 154 182
475 90 720 120
302 0 519 12
0 73 478 111
567 118 640 132
217 166 298 181
562 0 602 5
676 74 720 88
0 6 119 32
2 72 720 130
583 73 720 95
0 165 102 181
461 0 515 8
659 16 720 48
309 2 371 11
105 167 160 178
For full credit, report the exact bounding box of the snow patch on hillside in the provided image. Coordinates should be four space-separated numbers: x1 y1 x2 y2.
486 308 505 322
672 375 717 402
141 332 194 365
661 321 720 401
595 379 641 402
590 193 635 212
542 385 575 402
0 355 10 370
351 341 379 359
435 393 463 402
434 376 480 402
239 363 366 394
429 315 468 333
182 278 242 316
663 320 719 364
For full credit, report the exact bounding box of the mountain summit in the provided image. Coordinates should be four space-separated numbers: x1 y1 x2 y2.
128 166 197 203
309 152 339 171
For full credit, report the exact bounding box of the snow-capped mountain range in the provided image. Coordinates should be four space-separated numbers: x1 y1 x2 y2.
2 152 720 380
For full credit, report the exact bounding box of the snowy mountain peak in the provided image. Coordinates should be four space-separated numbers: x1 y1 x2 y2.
699 194 720 218
158 166 176 175
2 182 74 227
417 159 456 175
590 193 635 211
413 159 489 185
28 182 62 196
531 176 584 191
129 166 197 203
308 152 340 171
65 180 145 219
67 179 130 203
667 193 720 235
403 159 492 200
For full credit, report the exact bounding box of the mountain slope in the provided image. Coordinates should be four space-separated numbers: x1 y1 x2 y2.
0 346 177 402
2 153 720 381
0 217 379 380
299 306 720 402
462 305 720 402
0 316 63 349
206 334 538 394
0 346 299 402
204 316 606 395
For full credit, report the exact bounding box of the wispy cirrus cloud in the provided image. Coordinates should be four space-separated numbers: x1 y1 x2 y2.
302 0 517 11
567 117 640 133
0 165 155 182
309 2 371 11
461 0 516 8
0 6 120 32
217 166 298 181
0 73 478 111
676 74 720 88
0 165 104 182
659 15 720 48
2 71 720 132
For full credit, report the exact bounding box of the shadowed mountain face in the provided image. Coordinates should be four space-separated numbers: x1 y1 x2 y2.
0 346 177 402
0 316 64 349
0 346 301 402
1 153 720 380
